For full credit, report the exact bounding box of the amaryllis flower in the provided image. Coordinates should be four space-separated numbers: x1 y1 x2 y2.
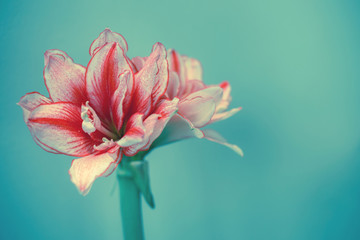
132 49 243 155
19 29 178 195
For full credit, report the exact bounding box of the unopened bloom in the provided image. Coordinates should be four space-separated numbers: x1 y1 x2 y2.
19 29 178 195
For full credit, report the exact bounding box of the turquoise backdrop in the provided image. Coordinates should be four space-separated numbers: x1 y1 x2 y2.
1 0 360 239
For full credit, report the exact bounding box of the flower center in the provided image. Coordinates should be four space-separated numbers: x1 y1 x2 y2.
80 101 118 140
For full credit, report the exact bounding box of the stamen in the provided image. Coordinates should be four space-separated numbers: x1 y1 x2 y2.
81 102 96 134
80 101 119 140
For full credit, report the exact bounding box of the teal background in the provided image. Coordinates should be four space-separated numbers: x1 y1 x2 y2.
1 0 360 239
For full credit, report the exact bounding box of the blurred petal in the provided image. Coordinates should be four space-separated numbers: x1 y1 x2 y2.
215 81 233 112
183 55 202 81
89 28 128 56
182 79 206 97
18 92 51 122
168 49 186 93
28 103 97 156
133 43 168 116
211 107 242 124
202 129 243 156
86 42 133 127
152 113 204 147
179 87 222 128
69 148 121 195
167 71 180 99
44 49 87 105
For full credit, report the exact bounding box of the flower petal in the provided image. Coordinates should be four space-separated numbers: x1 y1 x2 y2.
44 49 87 105
123 98 179 156
89 28 128 56
215 81 233 113
166 71 180 99
28 102 97 156
183 55 202 81
18 92 52 122
133 43 169 116
86 42 133 128
168 49 186 94
152 113 204 147
181 79 206 97
211 107 242 124
178 87 222 128
111 71 133 130
117 113 145 147
131 56 147 73
69 148 121 195
202 129 243 156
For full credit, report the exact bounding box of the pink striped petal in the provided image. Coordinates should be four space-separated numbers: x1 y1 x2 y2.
167 71 180 99
143 98 179 148
86 42 133 128
178 87 222 128
89 29 128 56
28 102 97 157
203 129 243 156
117 113 145 147
168 49 186 94
123 98 179 156
131 56 147 73
215 81 232 113
133 43 168 116
111 71 133 130
69 148 121 195
152 113 204 147
183 56 202 81
44 50 87 105
181 80 206 97
18 92 52 122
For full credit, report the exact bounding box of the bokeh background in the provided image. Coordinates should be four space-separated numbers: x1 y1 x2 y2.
1 0 360 239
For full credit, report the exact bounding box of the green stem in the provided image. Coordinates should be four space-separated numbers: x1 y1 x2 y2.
117 163 145 240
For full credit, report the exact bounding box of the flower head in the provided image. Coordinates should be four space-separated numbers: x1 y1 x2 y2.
19 29 178 195
132 49 243 155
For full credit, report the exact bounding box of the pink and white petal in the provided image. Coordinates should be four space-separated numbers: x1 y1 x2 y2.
111 71 132 130
202 129 243 156
181 80 206 97
28 102 96 157
183 56 202 81
179 97 216 128
211 107 242 124
131 56 147 73
219 81 232 102
168 49 186 93
89 29 128 56
123 98 179 155
44 49 87 105
117 113 145 147
69 148 121 195
152 113 204 147
133 43 168 116
179 86 223 127
166 71 180 99
215 81 233 113
143 98 179 148
18 92 52 122
86 42 133 125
